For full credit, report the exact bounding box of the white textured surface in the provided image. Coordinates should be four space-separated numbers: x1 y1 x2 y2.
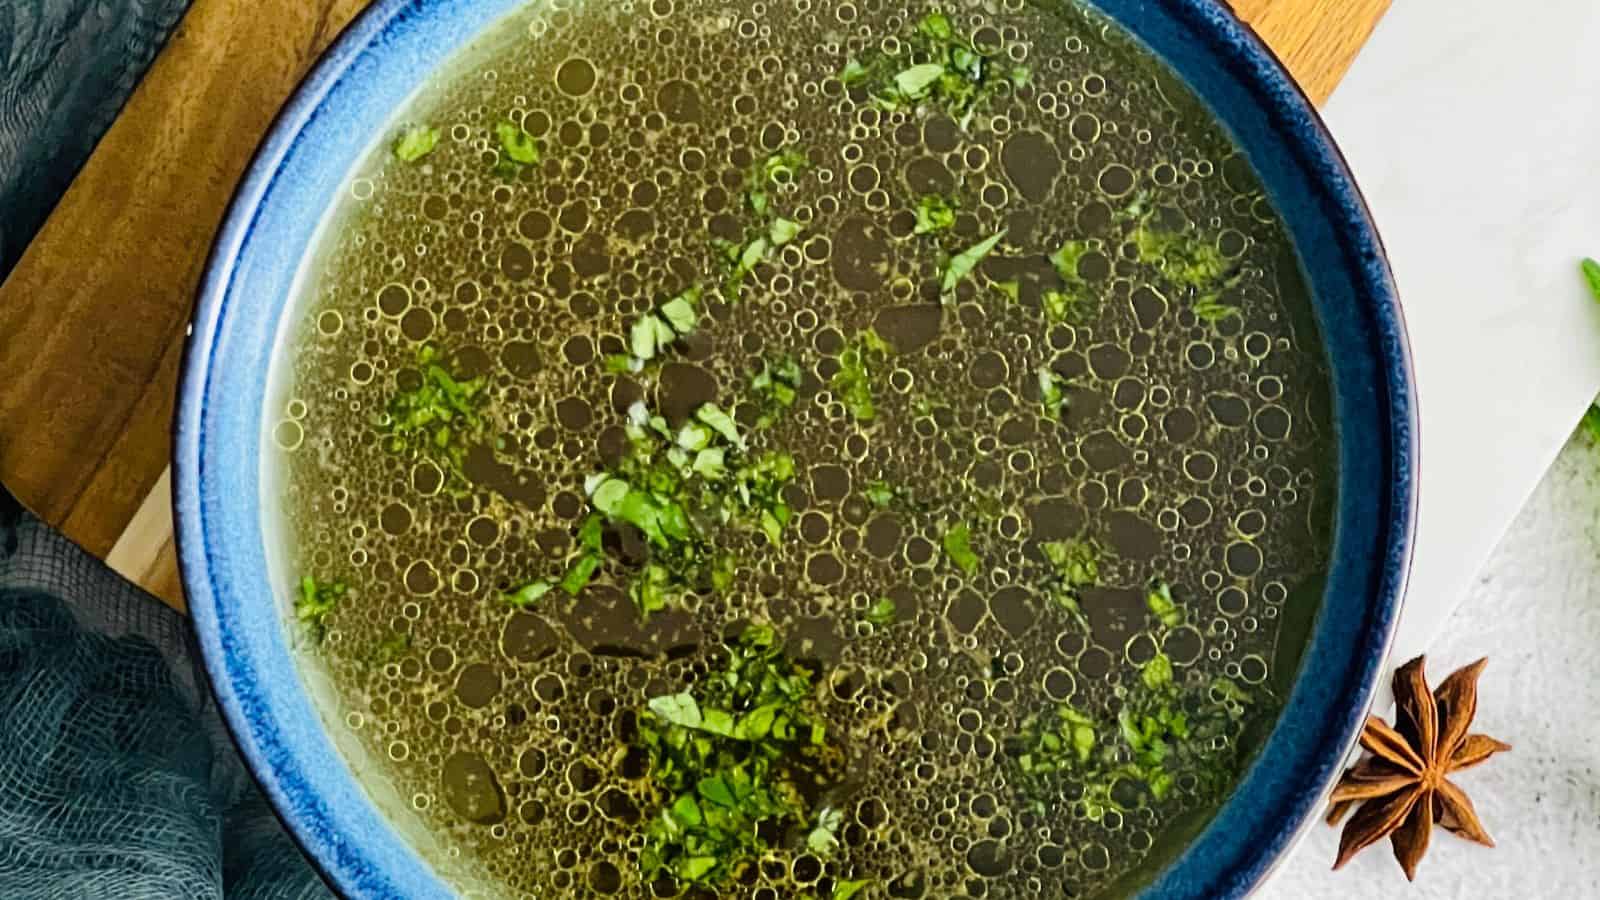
1315 0 1600 691
1260 437 1600 896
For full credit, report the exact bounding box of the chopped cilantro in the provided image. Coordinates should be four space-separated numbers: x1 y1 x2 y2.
295 576 345 640
751 356 804 425
696 403 745 450
995 279 1020 302
1042 288 1091 324
836 10 1023 127
865 596 898 627
807 805 844 855
832 880 873 900
504 580 554 609
382 345 487 484
1036 366 1066 418
581 396 796 618
769 217 805 246
1583 404 1600 443
495 120 540 166
637 628 843 887
942 523 980 575
864 480 897 508
620 285 702 368
942 230 1007 297
895 62 947 99
1043 538 1099 588
1052 240 1090 285
370 632 412 666
832 330 890 421
393 124 440 162
1135 224 1235 293
1583 258 1600 300
1010 660 1254 818
560 554 603 596
1140 652 1174 691
1145 578 1184 629
1193 296 1240 323
914 194 958 235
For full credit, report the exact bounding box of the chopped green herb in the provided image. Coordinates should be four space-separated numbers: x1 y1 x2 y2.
1052 240 1090 285
296 576 345 640
769 217 804 246
942 230 1007 296
864 480 897 508
1042 288 1091 324
995 279 1020 302
1582 258 1600 301
382 345 487 484
807 805 844 855
560 553 603 595
895 62 947 99
370 632 412 666
659 285 702 333
504 580 554 609
1145 578 1184 629
832 880 873 900
865 596 898 627
392 124 440 162
1140 652 1174 691
1036 366 1066 417
1193 296 1240 323
495 120 540 166
942 523 980 575
751 356 804 425
832 329 890 422
637 628 842 886
835 10 1017 127
1043 538 1099 588
695 403 745 450
914 194 958 236
1583 404 1600 443
1136 224 1233 292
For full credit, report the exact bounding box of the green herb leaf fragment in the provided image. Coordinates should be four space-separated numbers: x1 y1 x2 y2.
393 124 440 162
943 523 979 575
1037 367 1065 417
1043 538 1099 588
695 404 745 450
769 217 804 247
864 480 896 508
649 692 704 729
495 120 540 165
865 596 897 627
1582 258 1600 301
1583 404 1600 443
1146 578 1184 629
504 580 554 609
914 194 958 236
1141 653 1175 691
894 63 948 100
295 576 346 640
807 806 844 855
942 230 1007 296
560 554 602 596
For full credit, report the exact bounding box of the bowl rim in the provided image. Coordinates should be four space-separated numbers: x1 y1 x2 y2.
173 1 1417 897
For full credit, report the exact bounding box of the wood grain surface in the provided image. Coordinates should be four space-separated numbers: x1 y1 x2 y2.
0 0 1389 612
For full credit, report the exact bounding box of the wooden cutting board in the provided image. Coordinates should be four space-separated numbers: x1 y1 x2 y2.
0 0 1390 611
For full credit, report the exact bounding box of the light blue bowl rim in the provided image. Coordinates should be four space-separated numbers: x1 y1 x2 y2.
173 0 1417 897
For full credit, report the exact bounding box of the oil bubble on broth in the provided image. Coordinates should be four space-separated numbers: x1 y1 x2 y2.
273 0 1337 897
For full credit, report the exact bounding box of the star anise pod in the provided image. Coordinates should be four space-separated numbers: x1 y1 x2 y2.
1326 655 1510 880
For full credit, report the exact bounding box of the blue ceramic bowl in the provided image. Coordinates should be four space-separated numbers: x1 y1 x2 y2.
174 0 1417 896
